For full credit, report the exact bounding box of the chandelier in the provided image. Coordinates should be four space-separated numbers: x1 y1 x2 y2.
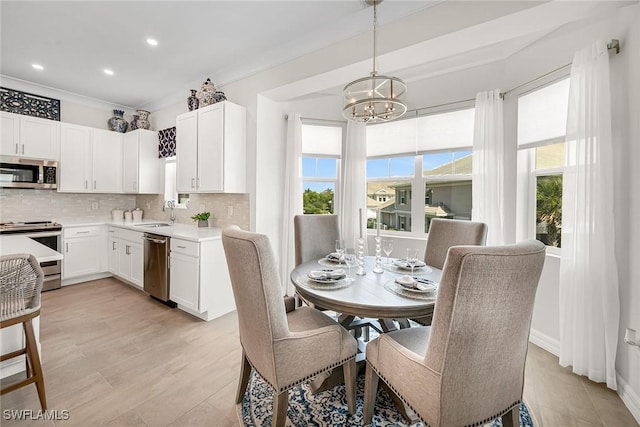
342 0 407 123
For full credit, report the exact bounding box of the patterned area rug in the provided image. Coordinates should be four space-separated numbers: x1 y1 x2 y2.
238 370 535 426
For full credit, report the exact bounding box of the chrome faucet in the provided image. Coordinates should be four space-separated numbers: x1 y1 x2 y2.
163 200 177 224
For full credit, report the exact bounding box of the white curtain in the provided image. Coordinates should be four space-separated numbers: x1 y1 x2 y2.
472 89 505 245
280 113 303 296
559 40 620 390
339 121 367 250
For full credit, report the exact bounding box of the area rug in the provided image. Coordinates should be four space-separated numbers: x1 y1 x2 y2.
238 370 535 426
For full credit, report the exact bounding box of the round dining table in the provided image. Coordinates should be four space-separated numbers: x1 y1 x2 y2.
290 255 442 329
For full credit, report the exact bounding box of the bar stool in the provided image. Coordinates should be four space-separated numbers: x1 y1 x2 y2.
0 253 47 410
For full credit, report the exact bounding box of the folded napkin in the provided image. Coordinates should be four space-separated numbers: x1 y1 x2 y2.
395 275 436 291
308 269 346 280
393 258 427 268
325 252 342 261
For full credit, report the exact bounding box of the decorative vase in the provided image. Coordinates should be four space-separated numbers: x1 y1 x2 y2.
107 109 128 133
129 115 139 131
213 90 227 103
187 89 199 111
196 78 217 108
198 220 209 228
135 110 151 130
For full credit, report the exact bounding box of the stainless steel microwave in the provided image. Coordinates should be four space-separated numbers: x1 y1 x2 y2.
0 156 58 189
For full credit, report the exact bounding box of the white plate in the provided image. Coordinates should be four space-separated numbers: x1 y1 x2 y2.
393 259 427 269
395 277 437 293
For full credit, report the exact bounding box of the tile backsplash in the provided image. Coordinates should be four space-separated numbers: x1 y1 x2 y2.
0 189 136 222
136 193 250 230
0 189 250 231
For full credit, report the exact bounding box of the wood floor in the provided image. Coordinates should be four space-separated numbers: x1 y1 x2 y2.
1 278 637 427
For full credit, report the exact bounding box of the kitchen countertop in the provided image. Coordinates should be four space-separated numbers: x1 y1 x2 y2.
0 235 64 262
59 219 223 242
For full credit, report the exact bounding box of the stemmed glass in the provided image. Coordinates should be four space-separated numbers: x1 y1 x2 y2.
343 248 356 283
382 239 393 265
335 239 345 263
406 248 420 278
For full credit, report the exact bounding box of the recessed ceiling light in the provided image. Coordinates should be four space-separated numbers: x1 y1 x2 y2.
103 69 114 76
32 64 44 70
146 38 158 46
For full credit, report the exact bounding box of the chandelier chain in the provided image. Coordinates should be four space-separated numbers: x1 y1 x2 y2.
372 0 378 74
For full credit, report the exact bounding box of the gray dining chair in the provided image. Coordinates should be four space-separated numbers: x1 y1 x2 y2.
363 240 546 427
411 218 488 326
221 226 357 427
0 254 47 410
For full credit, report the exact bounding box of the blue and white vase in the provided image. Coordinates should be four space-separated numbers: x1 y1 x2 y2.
107 109 128 133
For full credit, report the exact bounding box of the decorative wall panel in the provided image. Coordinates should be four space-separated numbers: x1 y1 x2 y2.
0 87 61 121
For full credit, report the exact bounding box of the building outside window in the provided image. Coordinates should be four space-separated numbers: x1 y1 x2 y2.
301 123 342 214
517 77 569 249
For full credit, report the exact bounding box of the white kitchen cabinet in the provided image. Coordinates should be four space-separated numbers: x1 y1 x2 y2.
0 112 59 160
176 101 246 193
92 129 123 192
117 229 143 289
107 227 119 274
123 129 164 194
169 237 235 320
59 123 123 193
62 226 107 279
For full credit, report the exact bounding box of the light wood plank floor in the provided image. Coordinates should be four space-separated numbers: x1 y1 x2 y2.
1 278 637 426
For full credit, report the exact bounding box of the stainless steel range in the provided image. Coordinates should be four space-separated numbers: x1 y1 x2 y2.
0 221 62 291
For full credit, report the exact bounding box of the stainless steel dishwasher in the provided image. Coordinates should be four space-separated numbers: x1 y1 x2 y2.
143 233 176 307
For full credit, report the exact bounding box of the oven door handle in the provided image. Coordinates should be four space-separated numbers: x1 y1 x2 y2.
13 231 62 238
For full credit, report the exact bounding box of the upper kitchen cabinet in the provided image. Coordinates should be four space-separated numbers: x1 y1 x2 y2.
58 123 122 193
123 129 163 194
176 101 246 193
0 112 60 160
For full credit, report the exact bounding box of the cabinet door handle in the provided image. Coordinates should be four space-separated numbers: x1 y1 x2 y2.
21 144 25 154
93 180 96 190
112 241 116 250
177 245 186 249
84 180 88 189
15 143 18 154
65 243 69 252
196 177 200 188
191 178 195 188
75 231 90 234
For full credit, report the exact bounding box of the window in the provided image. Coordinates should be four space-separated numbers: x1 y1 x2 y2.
164 157 177 203
366 106 475 236
301 123 342 214
517 77 569 249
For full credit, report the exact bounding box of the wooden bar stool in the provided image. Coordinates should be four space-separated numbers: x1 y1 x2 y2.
0 254 47 410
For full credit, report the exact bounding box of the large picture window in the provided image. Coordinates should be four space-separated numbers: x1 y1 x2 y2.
517 77 569 249
301 123 342 215
366 106 475 236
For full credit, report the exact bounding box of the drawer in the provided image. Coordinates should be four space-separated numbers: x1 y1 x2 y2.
119 228 143 243
107 227 119 238
171 239 199 257
63 225 104 238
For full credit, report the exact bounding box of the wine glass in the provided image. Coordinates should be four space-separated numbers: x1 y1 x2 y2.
406 248 420 278
382 239 393 265
335 239 345 263
343 248 356 283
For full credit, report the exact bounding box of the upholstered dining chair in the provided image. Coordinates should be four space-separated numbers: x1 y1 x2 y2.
221 226 357 427
363 240 546 427
0 254 47 410
410 218 488 327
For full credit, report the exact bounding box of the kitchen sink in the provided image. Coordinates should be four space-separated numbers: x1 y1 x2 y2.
133 222 172 228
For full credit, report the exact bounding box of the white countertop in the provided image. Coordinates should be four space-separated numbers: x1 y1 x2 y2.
59 219 223 242
0 235 64 262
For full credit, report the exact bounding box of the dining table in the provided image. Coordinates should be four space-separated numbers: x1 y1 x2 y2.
290 254 442 422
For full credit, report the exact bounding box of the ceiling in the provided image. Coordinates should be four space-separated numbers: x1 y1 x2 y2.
0 0 439 110
1 1 635 112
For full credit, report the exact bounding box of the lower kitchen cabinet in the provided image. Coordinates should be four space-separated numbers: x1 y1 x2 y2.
62 225 107 279
116 229 143 289
107 227 119 274
169 238 235 321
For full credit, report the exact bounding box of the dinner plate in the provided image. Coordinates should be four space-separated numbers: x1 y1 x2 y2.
307 269 346 283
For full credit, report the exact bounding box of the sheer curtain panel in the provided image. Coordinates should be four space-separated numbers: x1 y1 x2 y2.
559 40 620 389
339 121 367 249
280 113 303 296
472 89 505 245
